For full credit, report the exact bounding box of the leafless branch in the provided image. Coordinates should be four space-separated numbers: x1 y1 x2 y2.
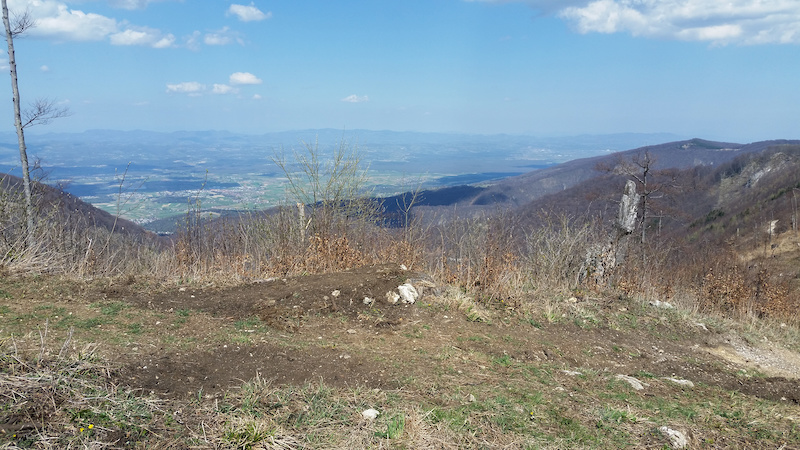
9 9 33 37
21 98 71 129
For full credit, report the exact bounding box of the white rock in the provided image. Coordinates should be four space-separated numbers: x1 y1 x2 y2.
400 264 408 270
562 370 583 376
468 394 476 402
397 283 419 304
363 297 374 306
331 290 341 298
385 291 400 304
362 408 380 420
658 426 688 449
664 377 694 388
649 299 674 309
615 374 647 390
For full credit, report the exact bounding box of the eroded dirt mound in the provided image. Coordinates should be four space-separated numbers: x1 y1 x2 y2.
123 263 429 326
116 264 433 398
254 264 433 330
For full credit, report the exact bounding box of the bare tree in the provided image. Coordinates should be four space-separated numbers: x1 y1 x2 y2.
600 149 674 245
2 1 69 248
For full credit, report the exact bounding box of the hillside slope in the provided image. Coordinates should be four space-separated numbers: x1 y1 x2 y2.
0 172 152 239
459 138 800 211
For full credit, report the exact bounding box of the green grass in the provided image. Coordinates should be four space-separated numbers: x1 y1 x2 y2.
95 301 126 316
374 414 405 439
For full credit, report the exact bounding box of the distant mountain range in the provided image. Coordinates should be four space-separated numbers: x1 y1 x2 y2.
3 131 799 238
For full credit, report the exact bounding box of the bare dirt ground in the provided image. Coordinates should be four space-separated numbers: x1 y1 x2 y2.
3 263 800 448
100 264 800 404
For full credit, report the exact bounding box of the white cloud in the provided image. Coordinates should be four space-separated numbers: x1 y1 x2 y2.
464 0 800 45
204 27 243 46
212 84 237 94
253 94 262 100
20 0 118 41
109 0 150 10
229 72 262 85
6 0 178 47
110 27 175 48
558 0 800 45
205 34 232 46
166 81 206 94
227 2 272 22
40 65 50 72
342 94 369 103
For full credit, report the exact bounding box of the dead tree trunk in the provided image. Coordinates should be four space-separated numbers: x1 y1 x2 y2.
2 0 33 248
579 180 639 287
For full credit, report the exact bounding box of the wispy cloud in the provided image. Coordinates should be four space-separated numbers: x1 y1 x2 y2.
110 26 175 47
166 81 206 95
204 27 243 46
167 75 259 96
342 94 369 103
227 2 272 22
229 72 263 85
109 0 161 10
467 0 800 45
212 84 238 95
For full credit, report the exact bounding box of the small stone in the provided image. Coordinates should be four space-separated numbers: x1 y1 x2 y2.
562 370 583 376
566 296 578 303
346 329 356 334
398 283 419 304
362 409 380 420
616 374 646 390
658 426 687 449
331 290 341 298
468 394 476 402
400 264 408 270
363 297 375 306
663 377 694 388
386 291 400 304
649 299 674 309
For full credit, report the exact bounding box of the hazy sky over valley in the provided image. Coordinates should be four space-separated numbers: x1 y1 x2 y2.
2 0 799 142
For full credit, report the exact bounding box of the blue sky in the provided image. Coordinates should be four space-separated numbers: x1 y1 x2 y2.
2 0 800 142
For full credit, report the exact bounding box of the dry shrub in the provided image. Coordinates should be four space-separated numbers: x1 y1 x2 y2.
432 212 523 303
523 212 599 297
301 233 363 273
700 266 750 314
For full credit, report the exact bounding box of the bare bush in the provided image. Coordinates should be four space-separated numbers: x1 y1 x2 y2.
523 212 600 297
432 210 522 303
